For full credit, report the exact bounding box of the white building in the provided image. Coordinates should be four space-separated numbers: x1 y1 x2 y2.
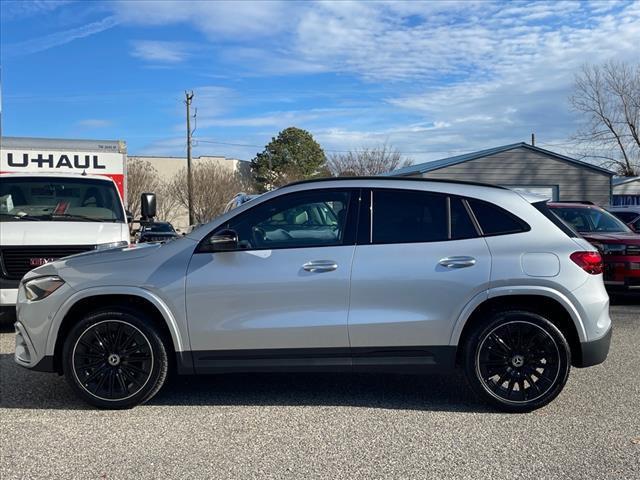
128 155 251 230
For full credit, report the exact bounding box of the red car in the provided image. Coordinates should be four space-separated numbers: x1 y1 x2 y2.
549 202 640 292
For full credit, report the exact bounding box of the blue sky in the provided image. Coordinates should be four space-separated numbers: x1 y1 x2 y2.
1 0 639 163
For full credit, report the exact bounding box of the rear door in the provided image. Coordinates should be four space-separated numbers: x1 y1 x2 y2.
347 189 491 368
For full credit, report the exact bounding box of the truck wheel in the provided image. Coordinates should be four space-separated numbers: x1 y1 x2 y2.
463 310 571 413
62 309 169 409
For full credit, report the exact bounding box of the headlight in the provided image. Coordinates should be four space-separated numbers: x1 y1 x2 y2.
23 276 65 301
96 240 129 251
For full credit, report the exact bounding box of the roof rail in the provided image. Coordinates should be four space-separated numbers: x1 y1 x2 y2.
281 176 508 190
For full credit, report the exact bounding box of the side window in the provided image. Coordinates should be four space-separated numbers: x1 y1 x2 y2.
221 190 352 250
467 198 530 236
450 197 479 240
372 189 447 244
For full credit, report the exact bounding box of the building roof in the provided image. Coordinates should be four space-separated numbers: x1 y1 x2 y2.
385 142 615 177
612 176 640 186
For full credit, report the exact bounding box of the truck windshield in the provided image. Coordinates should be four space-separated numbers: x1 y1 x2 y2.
0 177 124 222
552 206 632 233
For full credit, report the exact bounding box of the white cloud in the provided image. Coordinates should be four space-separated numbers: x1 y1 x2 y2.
76 119 112 128
114 0 296 39
131 40 191 63
4 15 118 56
0 0 72 20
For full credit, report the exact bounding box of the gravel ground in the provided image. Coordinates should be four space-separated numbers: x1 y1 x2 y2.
1 303 639 480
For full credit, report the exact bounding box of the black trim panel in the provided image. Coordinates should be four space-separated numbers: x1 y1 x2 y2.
575 326 612 368
191 346 457 375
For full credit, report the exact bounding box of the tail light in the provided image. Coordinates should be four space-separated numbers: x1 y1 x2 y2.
570 251 603 275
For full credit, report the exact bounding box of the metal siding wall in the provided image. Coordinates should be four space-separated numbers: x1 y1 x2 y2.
416 148 612 204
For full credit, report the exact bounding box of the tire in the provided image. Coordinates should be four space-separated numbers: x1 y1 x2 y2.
463 310 571 413
62 308 169 409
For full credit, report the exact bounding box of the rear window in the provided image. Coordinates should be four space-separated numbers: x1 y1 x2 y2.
467 199 529 236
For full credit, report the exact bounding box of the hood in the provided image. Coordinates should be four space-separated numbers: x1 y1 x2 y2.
0 221 128 246
580 231 640 244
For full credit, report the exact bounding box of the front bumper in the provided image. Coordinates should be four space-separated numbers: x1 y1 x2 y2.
0 277 19 306
575 325 612 368
603 255 640 290
14 321 56 372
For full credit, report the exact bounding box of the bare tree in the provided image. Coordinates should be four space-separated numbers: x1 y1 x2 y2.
167 161 251 224
327 143 412 176
126 158 162 218
127 158 182 224
570 60 640 176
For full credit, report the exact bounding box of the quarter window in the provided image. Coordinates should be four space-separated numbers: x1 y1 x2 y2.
467 198 529 235
219 190 352 250
372 190 447 244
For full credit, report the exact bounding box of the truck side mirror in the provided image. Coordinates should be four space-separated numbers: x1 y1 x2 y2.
126 209 134 224
141 193 156 220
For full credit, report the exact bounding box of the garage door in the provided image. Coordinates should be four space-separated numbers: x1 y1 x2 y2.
504 185 558 201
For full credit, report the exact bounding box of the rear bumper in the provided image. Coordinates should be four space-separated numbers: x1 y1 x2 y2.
575 325 612 368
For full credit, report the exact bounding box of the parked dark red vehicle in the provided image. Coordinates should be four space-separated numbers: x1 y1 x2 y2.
549 202 640 292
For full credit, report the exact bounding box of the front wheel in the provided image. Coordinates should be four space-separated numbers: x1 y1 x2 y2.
62 309 169 409
463 310 571 413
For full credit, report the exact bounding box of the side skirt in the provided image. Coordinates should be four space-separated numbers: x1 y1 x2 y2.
181 346 457 375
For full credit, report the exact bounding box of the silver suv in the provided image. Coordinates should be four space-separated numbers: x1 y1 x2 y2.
14 178 612 411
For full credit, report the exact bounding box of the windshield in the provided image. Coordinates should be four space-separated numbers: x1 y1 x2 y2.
0 176 125 222
146 223 175 233
552 206 632 233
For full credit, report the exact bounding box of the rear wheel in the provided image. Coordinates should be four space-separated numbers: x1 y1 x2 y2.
62 309 169 409
463 310 571 412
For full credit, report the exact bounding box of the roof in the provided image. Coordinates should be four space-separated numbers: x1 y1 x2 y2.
1 136 126 154
283 175 508 190
612 176 640 186
385 142 615 177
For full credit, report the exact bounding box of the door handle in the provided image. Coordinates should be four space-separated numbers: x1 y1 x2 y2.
438 256 476 269
303 260 338 273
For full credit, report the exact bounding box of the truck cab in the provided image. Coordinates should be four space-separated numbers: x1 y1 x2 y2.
0 173 130 310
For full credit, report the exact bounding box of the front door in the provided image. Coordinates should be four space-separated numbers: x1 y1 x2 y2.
185 188 358 372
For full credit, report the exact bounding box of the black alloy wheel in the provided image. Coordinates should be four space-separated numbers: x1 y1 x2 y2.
464 310 571 412
63 309 169 409
72 320 154 401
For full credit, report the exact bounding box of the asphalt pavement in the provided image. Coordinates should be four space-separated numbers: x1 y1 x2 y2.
1 302 639 480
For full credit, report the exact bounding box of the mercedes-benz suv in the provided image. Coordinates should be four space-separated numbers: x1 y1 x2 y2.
14 178 612 412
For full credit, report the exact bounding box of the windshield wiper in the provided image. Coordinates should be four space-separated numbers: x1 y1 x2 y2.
0 212 42 221
50 213 108 222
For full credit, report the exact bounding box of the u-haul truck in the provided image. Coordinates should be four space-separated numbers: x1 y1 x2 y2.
0 137 130 310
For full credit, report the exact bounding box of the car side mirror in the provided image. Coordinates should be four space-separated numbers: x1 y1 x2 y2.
203 229 239 252
141 193 156 220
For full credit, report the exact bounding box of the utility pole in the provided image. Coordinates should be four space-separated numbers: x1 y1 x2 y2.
185 90 194 226
531 133 535 147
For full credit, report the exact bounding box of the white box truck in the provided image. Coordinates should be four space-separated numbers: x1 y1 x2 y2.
0 136 130 312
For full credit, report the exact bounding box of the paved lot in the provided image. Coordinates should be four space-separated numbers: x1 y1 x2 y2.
1 303 639 480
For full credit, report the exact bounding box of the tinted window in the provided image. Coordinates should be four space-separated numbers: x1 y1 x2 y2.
221 190 351 250
373 190 447 244
552 206 631 233
450 197 479 239
612 211 638 223
467 199 529 235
